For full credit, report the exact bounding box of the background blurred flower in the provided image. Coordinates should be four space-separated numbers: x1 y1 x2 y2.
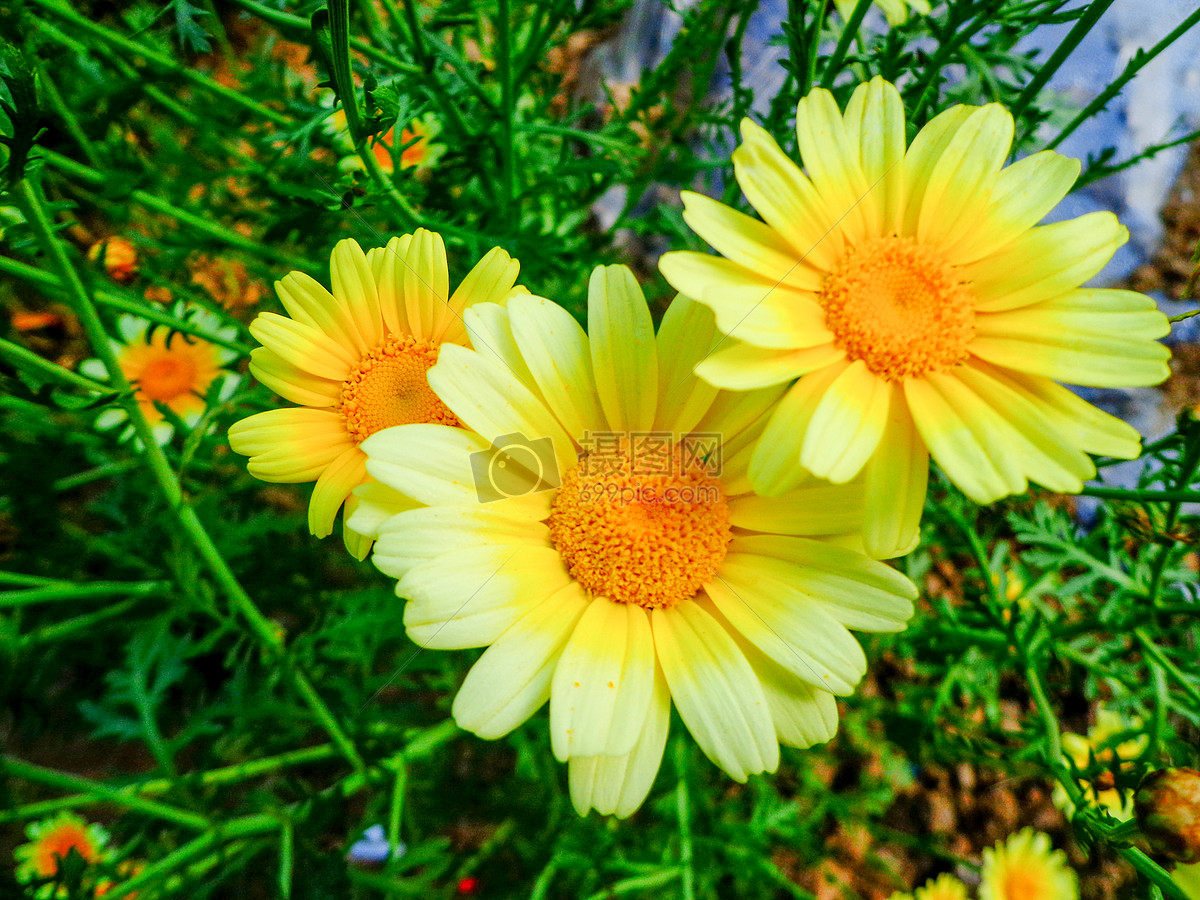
87 237 139 284
1053 706 1147 820
14 812 112 890
979 829 1078 900
80 305 241 445
1136 768 1200 863
834 0 930 27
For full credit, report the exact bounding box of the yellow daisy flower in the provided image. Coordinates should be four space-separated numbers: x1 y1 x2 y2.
14 812 111 888
228 230 525 559
1054 706 1146 820
80 305 240 446
979 829 1079 900
352 265 917 817
914 874 969 900
658 77 1171 558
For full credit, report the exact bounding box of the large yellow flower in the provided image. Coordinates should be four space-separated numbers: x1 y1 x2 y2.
659 77 1171 558
228 230 524 559
980 829 1078 900
351 265 916 817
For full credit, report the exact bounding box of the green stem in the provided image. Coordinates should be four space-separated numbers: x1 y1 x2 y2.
0 336 115 395
27 0 291 126
0 255 252 355
53 458 143 493
11 179 365 775
35 60 101 166
20 597 144 648
1169 308 1200 324
673 737 696 900
1080 487 1200 504
1 757 210 830
1009 0 1117 134
103 814 281 899
820 0 873 89
39 149 313 273
1046 4 1200 152
1136 629 1200 708
0 579 167 609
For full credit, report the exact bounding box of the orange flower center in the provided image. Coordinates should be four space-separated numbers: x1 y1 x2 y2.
1002 869 1049 900
547 441 730 610
120 333 220 415
341 333 460 443
34 824 97 875
139 355 199 402
820 236 975 381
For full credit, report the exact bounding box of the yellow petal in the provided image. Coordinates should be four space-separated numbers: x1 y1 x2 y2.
588 265 658 433
696 340 844 391
653 600 778 782
250 313 357 380
749 363 847 495
307 445 367 537
654 293 720 435
277 270 368 355
862 389 927 559
330 238 386 347
248 347 342 408
369 234 414 337
550 598 656 759
843 77 906 235
800 359 891 483
795 86 876 243
453 581 589 739
403 228 453 342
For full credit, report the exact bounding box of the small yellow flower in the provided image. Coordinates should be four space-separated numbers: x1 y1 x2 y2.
14 812 111 888
80 305 240 445
87 237 139 284
914 874 969 900
659 77 1171 558
228 230 526 559
1054 706 1146 820
979 829 1078 900
354 266 917 818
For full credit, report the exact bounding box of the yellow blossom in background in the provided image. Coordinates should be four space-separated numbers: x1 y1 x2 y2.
80 305 241 445
834 0 930 27
326 106 445 176
87 236 139 284
914 874 969 900
659 77 1171 559
351 266 916 818
979 829 1078 900
228 230 526 559
14 812 111 894
1053 706 1146 820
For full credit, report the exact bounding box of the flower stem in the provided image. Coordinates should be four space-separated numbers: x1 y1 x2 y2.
10 178 366 775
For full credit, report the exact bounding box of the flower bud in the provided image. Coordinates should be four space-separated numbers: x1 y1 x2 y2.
1136 768 1200 862
87 237 138 283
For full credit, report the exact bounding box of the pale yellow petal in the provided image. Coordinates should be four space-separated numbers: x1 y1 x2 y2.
369 234 414 337
551 598 656 759
965 213 1127 312
726 537 917 633
341 494 373 561
453 581 589 739
330 238 386 348
800 359 891 483
403 228 453 342
949 151 1081 265
250 313 358 380
795 86 876 243
462 303 544 399
229 408 352 483
508 294 605 439
588 265 658 433
371 504 550 580
728 481 865 536
429 343 578 476
652 600 778 781
695 340 844 391
917 104 1014 251
248 347 342 408
658 251 832 350
568 664 670 819
862 389 927 559
998 370 1142 459
900 104 978 237
843 77 906 235
680 191 824 292
749 363 847 495
904 372 1024 502
276 270 368 355
345 480 421 541
307 445 368 537
654 293 720 435
362 423 554 517
450 245 522 310
706 562 867 694
400 545 571 649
